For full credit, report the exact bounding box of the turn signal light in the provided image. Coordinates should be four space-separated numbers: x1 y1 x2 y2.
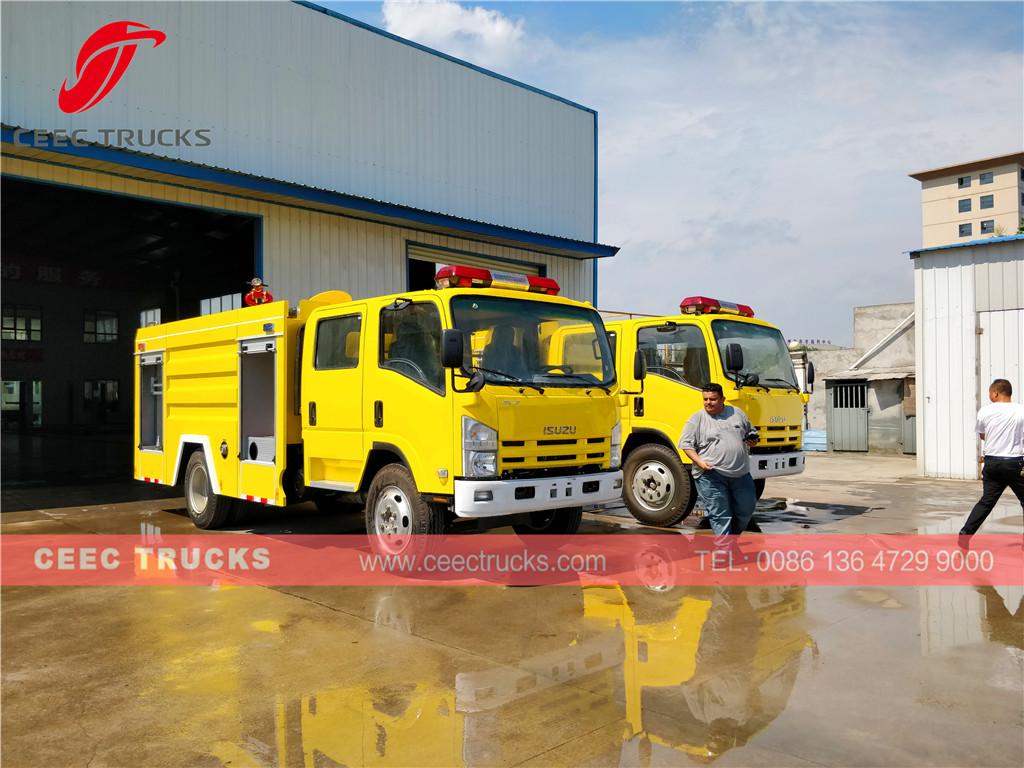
680 296 754 317
435 266 560 295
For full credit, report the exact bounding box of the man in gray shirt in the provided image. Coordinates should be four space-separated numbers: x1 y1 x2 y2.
679 382 759 535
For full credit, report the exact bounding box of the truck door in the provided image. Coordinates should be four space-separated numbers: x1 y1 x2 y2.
634 321 711 438
303 307 365 491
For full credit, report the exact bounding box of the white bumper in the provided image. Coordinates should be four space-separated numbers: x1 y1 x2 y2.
453 470 624 518
749 451 805 479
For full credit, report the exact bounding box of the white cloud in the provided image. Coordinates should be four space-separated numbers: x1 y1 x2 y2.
381 0 526 69
381 2 1022 344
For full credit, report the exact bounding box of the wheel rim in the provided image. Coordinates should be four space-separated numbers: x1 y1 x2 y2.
373 485 413 537
635 547 675 591
631 460 675 512
186 462 209 514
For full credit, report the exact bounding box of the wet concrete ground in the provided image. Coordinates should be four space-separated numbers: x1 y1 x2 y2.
3 454 1022 767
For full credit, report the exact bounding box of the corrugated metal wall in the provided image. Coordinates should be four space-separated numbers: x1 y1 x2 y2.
1 1 596 242
914 239 1024 479
3 155 594 304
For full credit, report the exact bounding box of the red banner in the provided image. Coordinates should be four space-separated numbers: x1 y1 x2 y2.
2 534 1020 588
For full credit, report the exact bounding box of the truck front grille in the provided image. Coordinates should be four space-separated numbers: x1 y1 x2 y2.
754 424 801 450
500 437 608 472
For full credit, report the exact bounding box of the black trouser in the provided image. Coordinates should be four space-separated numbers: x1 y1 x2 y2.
961 456 1024 535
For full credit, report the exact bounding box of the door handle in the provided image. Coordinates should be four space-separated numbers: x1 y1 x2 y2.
374 400 383 428
634 396 644 417
308 401 317 426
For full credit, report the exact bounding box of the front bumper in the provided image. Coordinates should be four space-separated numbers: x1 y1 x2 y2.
749 451 805 479
453 470 624 518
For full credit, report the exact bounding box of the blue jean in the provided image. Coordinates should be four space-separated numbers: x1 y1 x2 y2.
695 471 757 535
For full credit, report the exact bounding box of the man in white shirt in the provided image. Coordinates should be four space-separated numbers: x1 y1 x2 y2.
960 379 1024 535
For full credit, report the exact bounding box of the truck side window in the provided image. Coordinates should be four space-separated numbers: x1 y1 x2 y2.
379 302 444 392
315 314 361 370
637 325 709 388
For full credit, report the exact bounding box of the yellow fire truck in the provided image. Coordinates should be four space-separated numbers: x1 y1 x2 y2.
604 296 813 526
133 266 630 538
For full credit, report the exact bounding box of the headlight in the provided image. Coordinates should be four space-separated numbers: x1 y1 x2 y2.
610 420 622 469
463 417 498 477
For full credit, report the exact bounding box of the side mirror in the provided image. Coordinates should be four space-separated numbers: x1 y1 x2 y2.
466 370 485 393
725 343 744 373
440 329 464 369
806 361 816 391
743 372 760 388
634 349 647 381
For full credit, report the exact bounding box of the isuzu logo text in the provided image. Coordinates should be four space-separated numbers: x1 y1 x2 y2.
59 21 167 114
543 426 577 436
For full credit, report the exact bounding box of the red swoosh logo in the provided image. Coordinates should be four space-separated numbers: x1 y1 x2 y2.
59 21 166 114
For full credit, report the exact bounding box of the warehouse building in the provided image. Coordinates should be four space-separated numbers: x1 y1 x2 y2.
912 235 1024 479
0 1 615 487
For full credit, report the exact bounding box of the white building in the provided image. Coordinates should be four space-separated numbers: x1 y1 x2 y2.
0 1 615 484
912 235 1024 479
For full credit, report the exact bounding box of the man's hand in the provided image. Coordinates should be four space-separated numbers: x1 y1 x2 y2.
682 446 712 472
744 437 759 449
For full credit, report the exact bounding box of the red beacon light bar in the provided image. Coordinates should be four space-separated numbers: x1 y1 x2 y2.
435 265 560 296
680 295 755 317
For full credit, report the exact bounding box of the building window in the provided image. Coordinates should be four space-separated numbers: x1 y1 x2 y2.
1 380 42 427
140 308 161 327
84 311 118 343
1 305 41 342
979 172 993 184
958 175 971 189
84 380 119 411
979 194 993 210
980 220 994 235
958 198 971 213
959 223 972 238
200 294 242 315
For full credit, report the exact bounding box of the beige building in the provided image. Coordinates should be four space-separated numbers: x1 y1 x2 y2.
910 152 1024 248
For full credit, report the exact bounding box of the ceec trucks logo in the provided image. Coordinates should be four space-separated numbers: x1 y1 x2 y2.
59 21 166 114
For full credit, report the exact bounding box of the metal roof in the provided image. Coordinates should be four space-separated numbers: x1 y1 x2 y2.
908 151 1024 181
824 365 915 381
907 234 1024 258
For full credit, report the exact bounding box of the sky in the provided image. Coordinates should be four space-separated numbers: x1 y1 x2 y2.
321 1 1023 345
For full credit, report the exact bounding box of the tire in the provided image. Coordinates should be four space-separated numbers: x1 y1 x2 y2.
183 451 232 529
622 443 696 526
754 478 766 500
512 507 583 535
364 464 442 555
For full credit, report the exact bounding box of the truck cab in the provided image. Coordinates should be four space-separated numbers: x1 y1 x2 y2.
604 296 809 526
134 266 625 542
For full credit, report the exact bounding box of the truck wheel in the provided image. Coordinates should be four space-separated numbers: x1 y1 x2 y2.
365 464 441 554
754 478 766 499
184 451 232 529
623 444 695 526
512 507 583 535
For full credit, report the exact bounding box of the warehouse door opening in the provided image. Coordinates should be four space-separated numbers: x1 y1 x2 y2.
1 176 258 507
406 243 543 291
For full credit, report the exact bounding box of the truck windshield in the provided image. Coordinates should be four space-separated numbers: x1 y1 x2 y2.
451 295 616 388
712 319 799 390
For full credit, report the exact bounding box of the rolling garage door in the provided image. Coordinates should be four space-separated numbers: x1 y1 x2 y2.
406 243 542 290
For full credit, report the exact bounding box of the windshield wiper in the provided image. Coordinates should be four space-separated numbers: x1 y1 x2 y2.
760 377 800 392
470 366 545 393
539 371 611 395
